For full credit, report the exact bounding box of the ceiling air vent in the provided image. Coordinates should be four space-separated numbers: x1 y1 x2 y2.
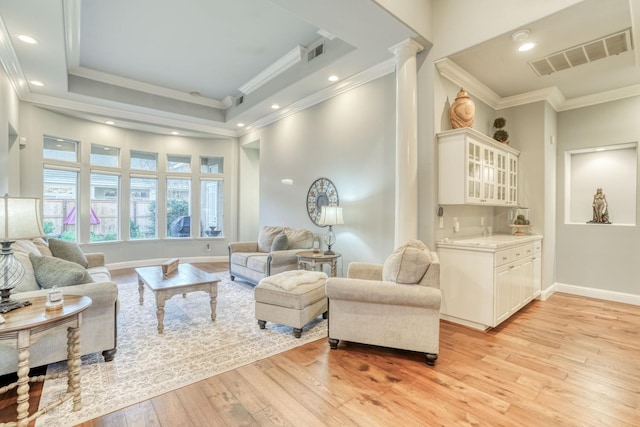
307 43 324 61
529 28 632 76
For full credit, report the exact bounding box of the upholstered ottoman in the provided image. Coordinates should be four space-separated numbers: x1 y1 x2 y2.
255 270 328 338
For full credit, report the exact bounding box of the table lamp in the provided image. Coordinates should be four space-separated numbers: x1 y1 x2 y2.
0 195 45 313
318 205 343 255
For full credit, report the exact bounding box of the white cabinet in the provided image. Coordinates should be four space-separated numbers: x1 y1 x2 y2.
437 235 542 330
438 128 519 206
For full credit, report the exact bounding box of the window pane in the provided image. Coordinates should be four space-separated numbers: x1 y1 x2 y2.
131 150 157 171
130 177 157 239
90 173 119 242
91 144 120 167
167 154 191 172
167 178 191 237
43 136 78 162
200 156 224 173
43 168 78 241
200 180 223 237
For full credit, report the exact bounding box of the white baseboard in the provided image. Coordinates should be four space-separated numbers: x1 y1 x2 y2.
107 256 229 271
547 282 640 306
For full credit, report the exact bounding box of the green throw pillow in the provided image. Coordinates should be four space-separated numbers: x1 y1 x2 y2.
28 253 94 289
48 238 89 268
270 232 289 251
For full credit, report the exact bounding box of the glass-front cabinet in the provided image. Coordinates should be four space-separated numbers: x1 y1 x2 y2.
438 128 519 206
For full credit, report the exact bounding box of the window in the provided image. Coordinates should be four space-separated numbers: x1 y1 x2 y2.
130 177 157 239
90 173 120 242
43 136 78 162
167 154 191 172
200 156 224 173
131 150 157 171
42 168 78 241
167 178 191 237
200 180 224 237
91 144 120 167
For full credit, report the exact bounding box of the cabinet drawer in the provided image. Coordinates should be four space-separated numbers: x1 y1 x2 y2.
533 240 542 253
511 244 532 261
495 249 513 266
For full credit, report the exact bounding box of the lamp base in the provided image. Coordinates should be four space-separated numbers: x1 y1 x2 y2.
0 298 31 314
323 250 335 255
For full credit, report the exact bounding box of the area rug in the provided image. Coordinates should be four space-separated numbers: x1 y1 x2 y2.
36 273 327 426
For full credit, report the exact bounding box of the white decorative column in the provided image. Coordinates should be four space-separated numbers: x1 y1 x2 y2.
390 39 423 248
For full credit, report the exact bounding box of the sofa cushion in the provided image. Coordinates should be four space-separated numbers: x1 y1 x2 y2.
382 240 432 284
270 232 289 251
258 226 284 252
48 238 89 268
29 253 94 289
87 265 111 283
285 228 314 249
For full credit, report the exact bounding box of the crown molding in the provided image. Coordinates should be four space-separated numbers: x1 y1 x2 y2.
239 58 395 135
23 91 239 138
0 17 29 99
239 45 304 95
436 56 640 112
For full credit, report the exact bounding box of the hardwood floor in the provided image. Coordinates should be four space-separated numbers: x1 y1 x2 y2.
2 264 639 426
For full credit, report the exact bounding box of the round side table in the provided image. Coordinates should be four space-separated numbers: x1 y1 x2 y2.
296 251 342 277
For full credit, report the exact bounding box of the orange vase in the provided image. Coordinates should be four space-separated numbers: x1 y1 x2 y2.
450 87 475 129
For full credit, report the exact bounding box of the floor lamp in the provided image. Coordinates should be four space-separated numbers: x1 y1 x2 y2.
318 205 344 255
0 195 45 313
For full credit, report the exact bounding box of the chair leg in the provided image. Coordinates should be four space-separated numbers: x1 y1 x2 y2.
425 353 438 366
322 311 328 319
293 328 302 338
328 338 339 349
258 320 266 329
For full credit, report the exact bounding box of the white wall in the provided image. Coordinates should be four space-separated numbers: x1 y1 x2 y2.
557 96 640 295
240 74 397 271
238 142 260 241
18 104 239 264
0 66 20 195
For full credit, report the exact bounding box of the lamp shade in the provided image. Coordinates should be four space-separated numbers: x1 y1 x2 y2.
318 206 344 226
0 195 45 240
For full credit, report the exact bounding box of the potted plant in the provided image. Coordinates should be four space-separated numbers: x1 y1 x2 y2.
492 117 509 144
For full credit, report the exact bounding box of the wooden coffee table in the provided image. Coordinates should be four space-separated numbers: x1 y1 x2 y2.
135 263 219 333
0 295 91 426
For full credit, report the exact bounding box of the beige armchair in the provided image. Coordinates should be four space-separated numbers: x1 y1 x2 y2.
228 226 315 285
325 241 441 365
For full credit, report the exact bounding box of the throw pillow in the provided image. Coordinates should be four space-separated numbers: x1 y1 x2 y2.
258 226 283 252
48 238 89 268
270 232 289 251
28 253 94 289
382 240 432 284
284 228 314 249
32 237 52 257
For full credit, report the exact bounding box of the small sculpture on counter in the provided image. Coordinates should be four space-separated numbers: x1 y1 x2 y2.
588 187 610 224
513 214 529 225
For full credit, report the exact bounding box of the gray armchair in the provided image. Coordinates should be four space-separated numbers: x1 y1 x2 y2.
325 243 441 365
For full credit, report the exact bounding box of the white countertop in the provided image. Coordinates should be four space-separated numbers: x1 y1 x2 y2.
436 234 542 250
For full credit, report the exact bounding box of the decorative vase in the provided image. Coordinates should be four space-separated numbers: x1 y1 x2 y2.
450 87 475 129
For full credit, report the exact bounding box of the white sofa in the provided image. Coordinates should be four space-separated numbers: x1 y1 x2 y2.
228 226 315 285
0 238 118 376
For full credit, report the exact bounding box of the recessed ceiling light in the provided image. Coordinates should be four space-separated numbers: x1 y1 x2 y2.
328 75 339 82
237 123 245 128
16 34 38 44
56 138 63 142
30 80 44 87
518 42 536 52
595 148 605 152
171 131 179 135
271 104 280 110
105 120 115 125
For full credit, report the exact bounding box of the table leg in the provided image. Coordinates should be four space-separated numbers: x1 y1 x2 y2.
138 277 144 304
67 324 82 411
331 259 337 277
16 332 30 427
209 283 217 321
154 293 165 334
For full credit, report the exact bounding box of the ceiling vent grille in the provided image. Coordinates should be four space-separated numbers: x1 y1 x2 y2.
307 44 324 61
529 29 632 76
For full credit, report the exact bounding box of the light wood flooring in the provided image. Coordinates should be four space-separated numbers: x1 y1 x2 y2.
2 263 639 426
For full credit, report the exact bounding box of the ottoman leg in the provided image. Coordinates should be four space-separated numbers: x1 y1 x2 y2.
293 328 302 338
322 311 328 319
328 338 339 349
258 320 266 329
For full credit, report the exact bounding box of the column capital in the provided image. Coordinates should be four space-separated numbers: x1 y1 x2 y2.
389 38 424 59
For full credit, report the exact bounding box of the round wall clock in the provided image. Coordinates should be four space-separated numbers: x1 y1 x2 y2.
306 178 339 226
